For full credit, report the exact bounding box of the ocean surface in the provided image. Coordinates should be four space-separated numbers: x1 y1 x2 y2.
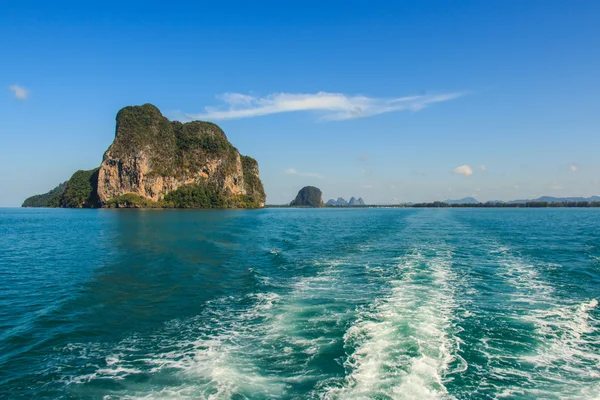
0 208 599 399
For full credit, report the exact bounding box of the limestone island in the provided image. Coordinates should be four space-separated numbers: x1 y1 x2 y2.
290 186 324 207
22 104 266 208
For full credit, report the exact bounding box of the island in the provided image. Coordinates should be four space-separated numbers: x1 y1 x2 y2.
22 104 266 208
290 186 323 207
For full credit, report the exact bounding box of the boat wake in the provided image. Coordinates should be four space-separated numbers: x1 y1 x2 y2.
479 245 600 399
322 246 465 399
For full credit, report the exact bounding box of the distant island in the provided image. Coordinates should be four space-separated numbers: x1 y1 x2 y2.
287 187 368 208
269 189 600 208
22 104 266 209
443 196 600 205
326 197 365 206
290 186 324 207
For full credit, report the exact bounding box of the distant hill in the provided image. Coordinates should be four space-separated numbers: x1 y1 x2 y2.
347 197 366 206
326 197 348 206
444 197 479 204
290 186 323 207
326 196 366 206
508 196 600 204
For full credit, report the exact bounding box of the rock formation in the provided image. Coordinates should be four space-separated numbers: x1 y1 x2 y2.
22 104 266 208
290 186 323 207
325 197 347 206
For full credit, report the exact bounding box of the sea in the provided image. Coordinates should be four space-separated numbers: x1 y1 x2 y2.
0 208 599 399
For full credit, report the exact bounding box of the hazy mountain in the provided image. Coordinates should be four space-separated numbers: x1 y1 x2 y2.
508 196 600 204
443 197 479 204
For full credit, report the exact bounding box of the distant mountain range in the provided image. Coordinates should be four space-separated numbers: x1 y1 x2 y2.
506 196 600 204
326 197 365 206
443 196 600 204
443 197 479 204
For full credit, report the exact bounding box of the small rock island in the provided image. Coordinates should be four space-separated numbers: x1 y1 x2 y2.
22 104 266 208
290 186 323 207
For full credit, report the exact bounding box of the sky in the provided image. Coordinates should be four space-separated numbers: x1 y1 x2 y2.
1 1 599 206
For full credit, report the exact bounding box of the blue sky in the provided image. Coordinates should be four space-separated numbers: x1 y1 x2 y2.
1 1 599 206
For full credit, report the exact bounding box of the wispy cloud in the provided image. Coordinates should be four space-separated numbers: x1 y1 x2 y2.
284 168 324 179
452 165 473 177
568 163 579 172
9 84 29 100
187 91 465 121
478 165 487 173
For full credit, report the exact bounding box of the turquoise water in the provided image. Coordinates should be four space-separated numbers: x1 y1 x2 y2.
0 208 599 399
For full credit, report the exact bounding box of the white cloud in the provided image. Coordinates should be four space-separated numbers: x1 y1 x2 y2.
187 91 465 121
9 84 29 99
452 165 473 177
363 185 373 189
568 163 579 172
478 165 487 173
551 184 563 190
284 168 324 179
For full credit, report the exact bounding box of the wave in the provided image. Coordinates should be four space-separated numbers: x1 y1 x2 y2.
56 255 375 398
322 247 464 399
479 245 600 399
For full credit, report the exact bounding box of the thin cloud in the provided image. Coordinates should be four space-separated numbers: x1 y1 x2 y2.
9 84 29 100
284 168 324 179
568 163 579 172
478 165 487 173
187 91 465 121
452 165 473 177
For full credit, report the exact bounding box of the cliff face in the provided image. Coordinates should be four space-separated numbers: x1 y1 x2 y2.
97 104 265 207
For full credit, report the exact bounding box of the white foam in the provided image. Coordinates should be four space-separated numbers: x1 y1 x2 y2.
323 248 463 399
481 244 600 399
62 256 366 398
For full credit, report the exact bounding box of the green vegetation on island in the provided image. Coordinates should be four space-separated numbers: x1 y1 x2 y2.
22 169 99 208
22 182 67 208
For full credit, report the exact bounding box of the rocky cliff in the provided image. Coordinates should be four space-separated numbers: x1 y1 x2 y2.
23 104 266 208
